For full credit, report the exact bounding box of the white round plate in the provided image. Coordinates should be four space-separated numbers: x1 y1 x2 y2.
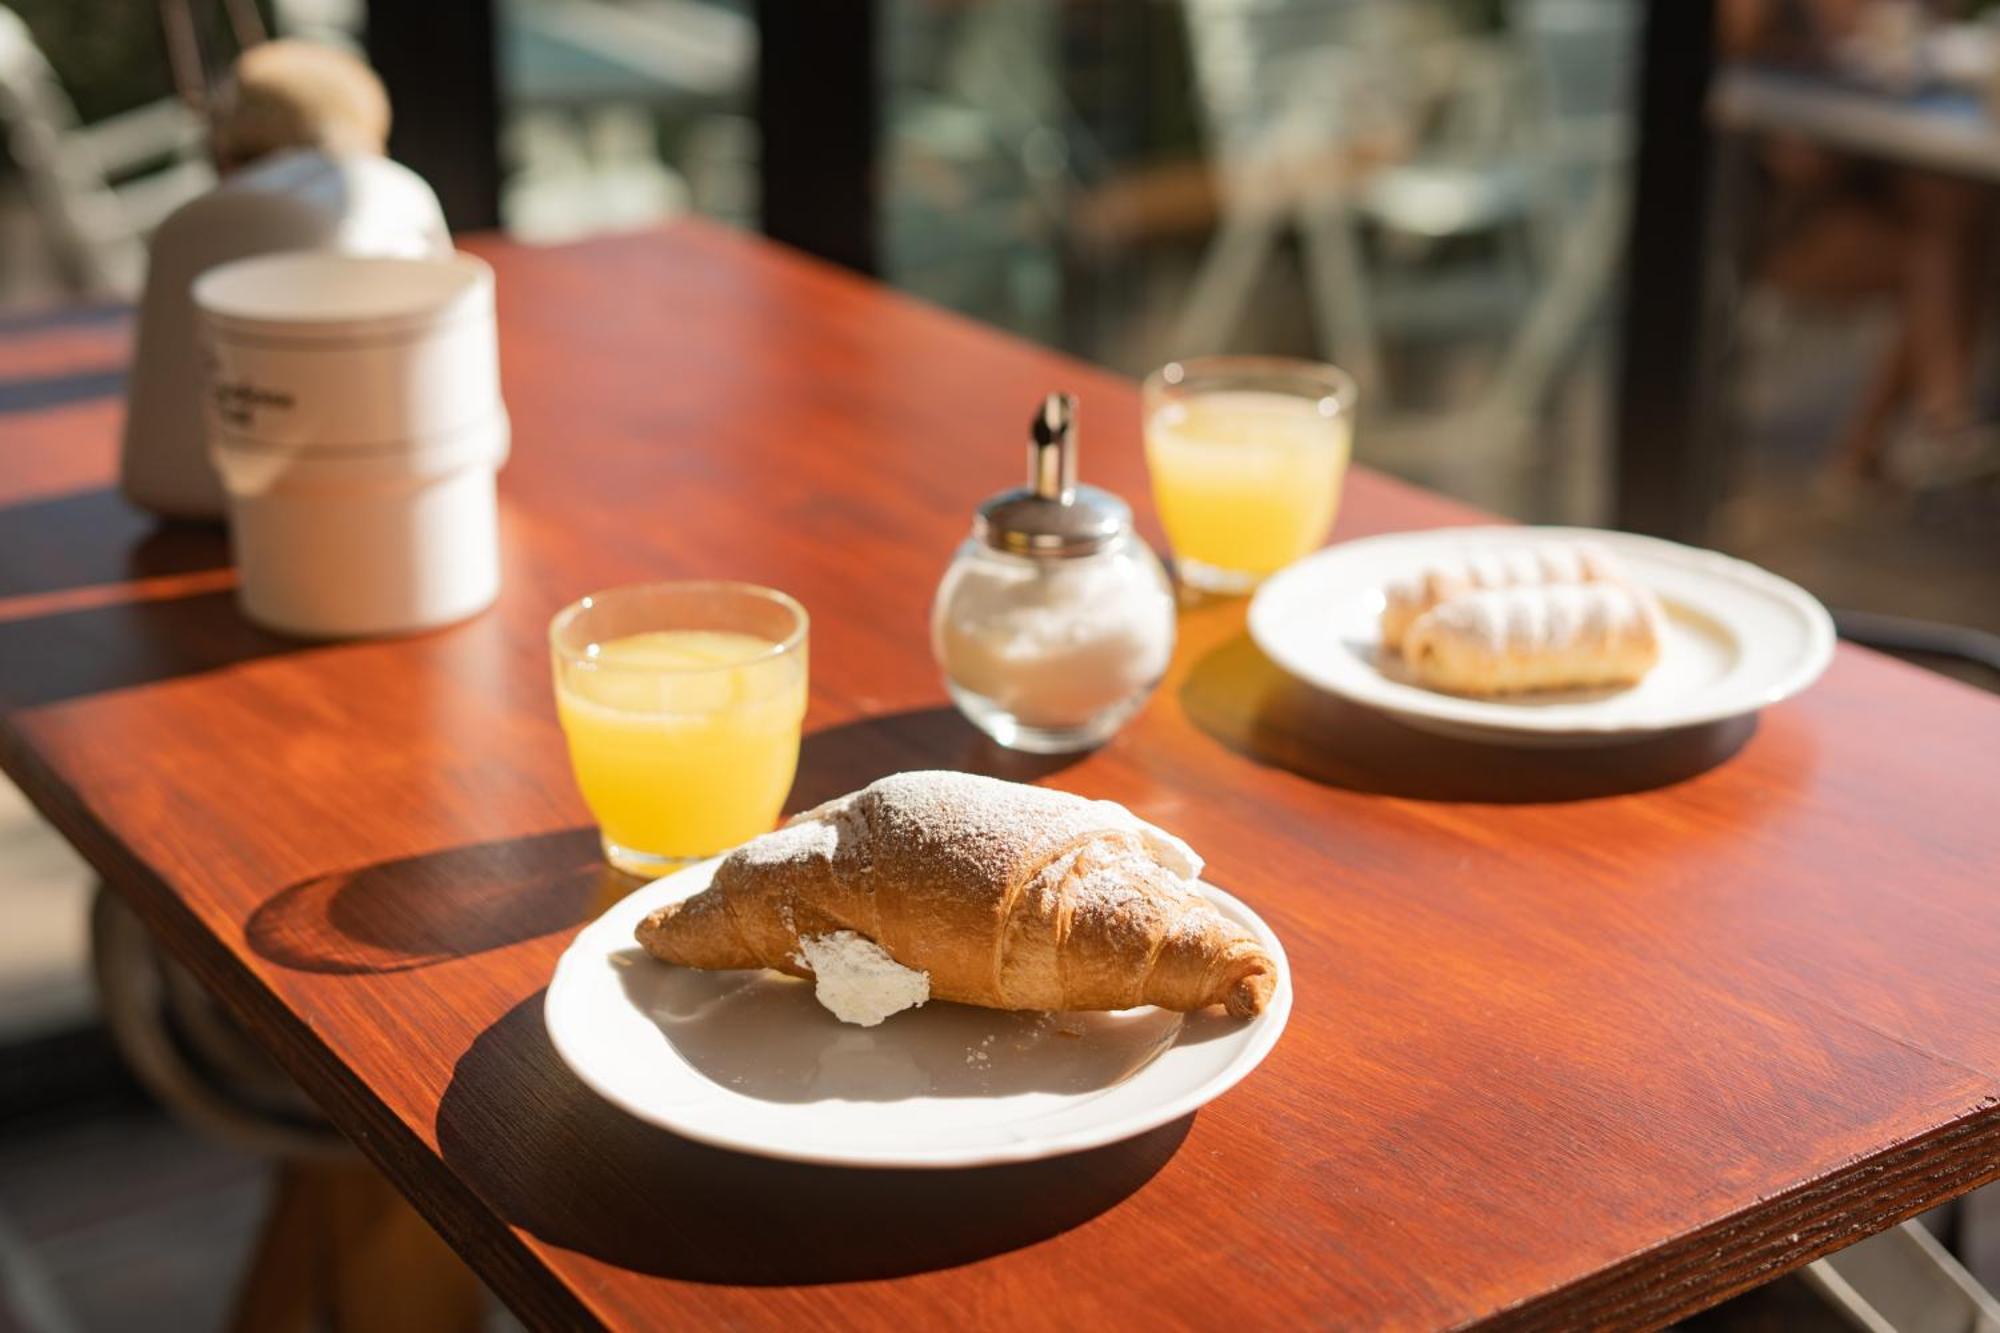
545 857 1291 1169
1247 526 1835 746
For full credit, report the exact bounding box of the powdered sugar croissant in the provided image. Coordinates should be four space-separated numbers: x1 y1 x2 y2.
1381 539 1622 651
1403 582 1664 696
636 771 1276 1018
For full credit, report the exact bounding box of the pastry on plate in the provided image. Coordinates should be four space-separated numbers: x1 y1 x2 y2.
1381 539 1623 652
636 770 1275 1026
1402 582 1664 696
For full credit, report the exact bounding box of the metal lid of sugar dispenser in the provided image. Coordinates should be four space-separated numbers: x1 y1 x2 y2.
974 393 1131 559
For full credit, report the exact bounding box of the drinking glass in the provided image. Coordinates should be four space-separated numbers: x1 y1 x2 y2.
1142 356 1358 593
550 581 808 876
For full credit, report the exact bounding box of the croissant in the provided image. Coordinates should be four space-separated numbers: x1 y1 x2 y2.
1381 539 1622 652
1402 582 1664 696
636 771 1276 1019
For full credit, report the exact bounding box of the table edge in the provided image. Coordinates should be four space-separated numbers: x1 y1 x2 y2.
1476 1101 2000 1329
8 704 1999 1330
0 716 603 1328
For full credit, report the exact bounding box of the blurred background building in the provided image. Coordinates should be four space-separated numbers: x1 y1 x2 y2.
0 1 1995 1328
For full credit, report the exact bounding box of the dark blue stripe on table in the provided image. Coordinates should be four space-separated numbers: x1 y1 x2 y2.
0 304 132 337
0 368 127 415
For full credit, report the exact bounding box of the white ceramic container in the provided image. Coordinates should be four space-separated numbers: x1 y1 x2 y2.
193 249 508 638
210 415 509 638
193 250 498 449
120 150 452 519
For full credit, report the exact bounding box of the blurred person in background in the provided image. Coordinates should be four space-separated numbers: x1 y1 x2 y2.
1720 0 1997 490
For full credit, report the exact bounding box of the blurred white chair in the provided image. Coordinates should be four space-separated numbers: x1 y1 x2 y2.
270 0 366 51
1176 0 1639 516
1359 0 1642 514
499 0 751 241
1173 0 1421 390
0 5 213 296
1460 0 1641 430
882 0 1088 337
1806 1219 2000 1333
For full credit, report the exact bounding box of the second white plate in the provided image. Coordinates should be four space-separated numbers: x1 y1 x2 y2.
546 856 1291 1169
1247 526 1835 745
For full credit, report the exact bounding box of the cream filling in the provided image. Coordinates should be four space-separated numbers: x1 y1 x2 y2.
794 931 931 1027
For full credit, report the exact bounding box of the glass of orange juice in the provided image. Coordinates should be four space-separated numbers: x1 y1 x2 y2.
1143 356 1358 594
550 581 808 876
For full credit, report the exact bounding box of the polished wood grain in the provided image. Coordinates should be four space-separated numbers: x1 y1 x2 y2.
3 222 1998 1331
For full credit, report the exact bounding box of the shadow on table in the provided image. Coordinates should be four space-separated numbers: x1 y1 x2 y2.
1181 631 1756 803
248 828 619 975
0 486 228 600
0 588 313 710
247 707 1076 977
786 705 1084 813
0 489 291 709
435 991 1190 1284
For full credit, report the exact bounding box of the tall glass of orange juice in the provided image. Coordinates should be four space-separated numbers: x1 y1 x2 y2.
1143 356 1358 594
550 582 808 876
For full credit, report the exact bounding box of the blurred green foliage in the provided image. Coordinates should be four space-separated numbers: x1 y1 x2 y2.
10 0 274 123
10 0 177 121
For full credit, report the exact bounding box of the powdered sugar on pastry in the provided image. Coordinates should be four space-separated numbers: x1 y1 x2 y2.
1402 582 1664 696
1381 538 1623 651
1088 803 1202 881
635 770 1274 1018
793 930 930 1026
822 771 1201 891
1398 538 1618 601
1420 581 1662 654
734 810 842 866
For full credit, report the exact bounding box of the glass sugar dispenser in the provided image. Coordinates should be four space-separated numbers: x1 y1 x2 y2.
932 393 1176 753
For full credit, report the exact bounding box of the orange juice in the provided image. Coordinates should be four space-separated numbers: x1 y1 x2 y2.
1145 388 1352 588
555 630 806 863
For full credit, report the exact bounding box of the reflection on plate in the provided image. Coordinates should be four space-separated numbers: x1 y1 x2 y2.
1248 526 1834 747
546 856 1291 1168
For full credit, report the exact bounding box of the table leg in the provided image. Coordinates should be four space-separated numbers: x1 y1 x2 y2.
227 1163 320 1333
229 1161 485 1333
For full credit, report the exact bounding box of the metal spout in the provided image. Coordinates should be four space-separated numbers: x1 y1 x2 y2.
1029 393 1077 501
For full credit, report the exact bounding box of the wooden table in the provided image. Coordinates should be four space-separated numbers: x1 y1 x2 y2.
3 223 1998 1331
